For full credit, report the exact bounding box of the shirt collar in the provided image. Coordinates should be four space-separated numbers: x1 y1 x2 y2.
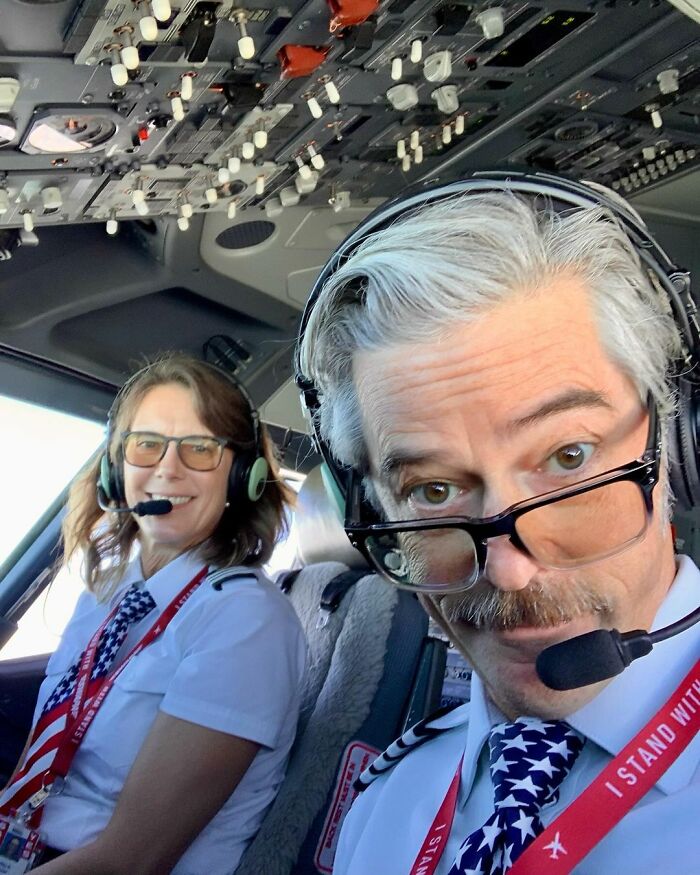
463 673 497 797
567 554 700 794
111 549 209 612
410 679 489 807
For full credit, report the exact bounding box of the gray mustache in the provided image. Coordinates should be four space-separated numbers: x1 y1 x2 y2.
440 577 614 631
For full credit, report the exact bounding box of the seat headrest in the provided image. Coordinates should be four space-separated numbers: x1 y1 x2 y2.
294 466 368 568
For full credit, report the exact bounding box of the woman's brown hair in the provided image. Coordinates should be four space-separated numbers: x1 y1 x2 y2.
62 353 294 599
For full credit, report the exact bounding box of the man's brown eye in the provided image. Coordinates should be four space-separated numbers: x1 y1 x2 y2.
554 446 585 469
406 482 460 507
422 483 450 503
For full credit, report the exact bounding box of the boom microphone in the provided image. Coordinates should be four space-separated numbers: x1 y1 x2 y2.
115 499 173 516
536 629 651 690
536 606 700 691
97 488 172 517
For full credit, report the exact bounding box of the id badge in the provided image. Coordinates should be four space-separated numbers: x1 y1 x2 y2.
0 816 44 873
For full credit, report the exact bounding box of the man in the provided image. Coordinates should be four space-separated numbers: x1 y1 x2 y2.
297 176 699 873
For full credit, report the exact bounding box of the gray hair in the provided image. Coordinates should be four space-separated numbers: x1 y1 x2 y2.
299 191 682 508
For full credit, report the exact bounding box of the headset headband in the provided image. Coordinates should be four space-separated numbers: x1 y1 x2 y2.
100 353 269 510
295 169 698 512
107 354 262 454
297 171 697 388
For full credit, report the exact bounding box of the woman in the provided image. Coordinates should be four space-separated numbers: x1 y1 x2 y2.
0 354 307 874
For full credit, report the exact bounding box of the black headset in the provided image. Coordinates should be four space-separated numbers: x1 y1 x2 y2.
97 358 269 510
295 170 700 515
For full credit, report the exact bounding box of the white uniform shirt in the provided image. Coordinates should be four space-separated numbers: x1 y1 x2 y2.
335 555 700 875
33 550 307 875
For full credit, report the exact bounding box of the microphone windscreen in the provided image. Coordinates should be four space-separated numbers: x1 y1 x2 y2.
133 499 173 516
536 629 626 691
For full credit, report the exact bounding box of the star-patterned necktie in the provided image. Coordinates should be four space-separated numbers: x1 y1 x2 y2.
448 717 585 875
41 583 156 715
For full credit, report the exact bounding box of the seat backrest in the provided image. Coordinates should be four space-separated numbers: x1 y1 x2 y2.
235 468 444 875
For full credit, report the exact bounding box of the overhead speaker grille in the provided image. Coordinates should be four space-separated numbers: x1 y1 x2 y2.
216 220 276 249
554 120 599 142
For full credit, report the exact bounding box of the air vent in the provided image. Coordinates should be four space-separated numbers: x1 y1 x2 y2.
554 120 599 141
225 180 247 197
216 221 276 249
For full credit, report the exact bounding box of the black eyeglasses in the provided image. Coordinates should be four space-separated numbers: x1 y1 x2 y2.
121 431 232 471
345 400 661 593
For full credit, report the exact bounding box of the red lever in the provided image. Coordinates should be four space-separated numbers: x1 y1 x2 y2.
326 0 378 31
277 44 330 78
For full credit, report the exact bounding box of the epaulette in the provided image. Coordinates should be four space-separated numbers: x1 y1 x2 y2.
354 704 461 792
208 568 257 590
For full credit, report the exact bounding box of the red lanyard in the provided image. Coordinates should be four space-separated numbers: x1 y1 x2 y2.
411 656 699 875
26 565 208 816
409 756 463 875
509 656 699 873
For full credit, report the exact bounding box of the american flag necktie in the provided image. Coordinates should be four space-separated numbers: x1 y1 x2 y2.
447 717 585 875
0 584 156 817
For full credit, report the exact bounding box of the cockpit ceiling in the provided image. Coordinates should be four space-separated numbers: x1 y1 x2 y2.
0 0 697 231
0 0 697 398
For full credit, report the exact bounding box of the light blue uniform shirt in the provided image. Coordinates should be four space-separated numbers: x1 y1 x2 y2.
31 550 307 875
335 556 700 874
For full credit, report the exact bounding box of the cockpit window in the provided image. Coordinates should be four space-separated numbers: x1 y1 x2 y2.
0 394 103 659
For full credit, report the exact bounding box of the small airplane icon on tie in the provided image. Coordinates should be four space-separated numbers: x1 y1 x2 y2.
544 832 567 860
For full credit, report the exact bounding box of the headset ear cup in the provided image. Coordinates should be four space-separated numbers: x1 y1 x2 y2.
320 462 345 522
112 446 126 503
99 453 113 500
98 449 126 504
228 454 246 505
228 453 269 505
670 377 700 513
247 457 269 502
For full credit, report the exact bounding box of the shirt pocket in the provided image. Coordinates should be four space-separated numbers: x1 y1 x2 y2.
37 637 84 718
43 592 103 677
44 637 81 677
82 649 177 779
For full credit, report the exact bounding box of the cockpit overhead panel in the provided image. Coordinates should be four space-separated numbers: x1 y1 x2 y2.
0 0 696 234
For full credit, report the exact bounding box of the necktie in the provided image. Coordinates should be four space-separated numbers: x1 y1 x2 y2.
0 584 156 815
41 583 156 715
448 717 585 875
